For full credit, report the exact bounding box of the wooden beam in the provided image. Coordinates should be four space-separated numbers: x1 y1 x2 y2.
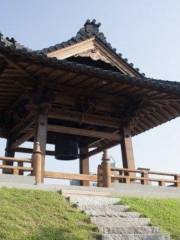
82 141 119 159
48 125 121 141
44 171 97 182
9 113 34 136
0 164 33 171
15 147 55 156
88 129 120 148
49 109 121 129
11 130 34 150
0 156 31 163
121 126 136 178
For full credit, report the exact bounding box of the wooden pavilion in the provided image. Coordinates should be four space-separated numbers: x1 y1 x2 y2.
0 19 180 187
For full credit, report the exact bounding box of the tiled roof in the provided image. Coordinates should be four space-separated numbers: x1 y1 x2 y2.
0 32 31 51
0 41 180 96
38 19 145 77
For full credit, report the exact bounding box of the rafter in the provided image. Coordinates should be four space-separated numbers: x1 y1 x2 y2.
48 124 121 141
11 130 34 150
49 109 121 129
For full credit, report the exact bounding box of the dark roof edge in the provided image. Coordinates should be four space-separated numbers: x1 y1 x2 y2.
0 43 180 96
0 32 31 52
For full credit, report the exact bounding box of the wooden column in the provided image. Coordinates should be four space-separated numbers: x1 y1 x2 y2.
101 150 111 187
121 126 136 179
79 145 90 186
2 139 15 174
33 142 43 184
33 110 48 183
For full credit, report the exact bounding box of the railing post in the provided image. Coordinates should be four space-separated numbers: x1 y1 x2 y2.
101 150 111 188
174 174 180 187
33 142 43 185
18 162 24 175
125 175 131 184
13 166 19 175
141 170 149 185
158 180 165 187
97 164 103 187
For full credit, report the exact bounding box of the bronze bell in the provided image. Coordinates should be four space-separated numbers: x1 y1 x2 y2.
55 134 79 160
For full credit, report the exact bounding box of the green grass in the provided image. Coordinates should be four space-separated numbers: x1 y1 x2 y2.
121 197 180 240
0 188 99 240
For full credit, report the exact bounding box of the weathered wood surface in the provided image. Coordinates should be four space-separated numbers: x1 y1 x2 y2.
44 171 97 182
111 167 180 187
34 111 48 183
11 130 34 150
0 165 33 171
15 147 55 156
121 126 135 178
79 145 90 186
0 156 31 163
48 125 121 141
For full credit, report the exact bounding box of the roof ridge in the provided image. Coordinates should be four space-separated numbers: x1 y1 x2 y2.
38 19 145 77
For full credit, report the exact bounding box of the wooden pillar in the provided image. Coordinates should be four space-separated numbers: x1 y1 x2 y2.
121 126 136 179
33 142 43 184
2 139 15 174
79 145 90 186
101 150 111 187
33 110 48 183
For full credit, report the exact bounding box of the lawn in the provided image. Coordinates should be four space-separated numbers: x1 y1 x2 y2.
121 197 180 240
0 188 98 240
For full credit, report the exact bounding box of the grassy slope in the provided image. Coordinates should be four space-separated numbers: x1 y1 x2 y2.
0 188 98 240
121 197 180 240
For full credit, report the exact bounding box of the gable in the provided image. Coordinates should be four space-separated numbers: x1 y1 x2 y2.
41 19 144 78
47 38 141 77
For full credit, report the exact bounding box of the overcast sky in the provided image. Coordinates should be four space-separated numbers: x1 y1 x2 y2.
0 0 180 183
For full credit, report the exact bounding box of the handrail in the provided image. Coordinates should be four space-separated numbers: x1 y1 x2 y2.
0 156 31 163
45 171 97 182
112 176 179 184
0 165 33 171
110 167 180 187
111 167 179 177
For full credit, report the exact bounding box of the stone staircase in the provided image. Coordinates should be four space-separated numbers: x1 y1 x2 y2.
63 190 170 240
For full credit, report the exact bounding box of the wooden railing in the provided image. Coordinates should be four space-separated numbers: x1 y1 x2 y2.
97 157 180 188
111 167 180 187
0 153 179 189
0 156 33 175
44 171 97 182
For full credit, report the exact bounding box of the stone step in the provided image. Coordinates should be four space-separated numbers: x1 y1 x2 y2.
61 191 171 239
80 204 129 212
100 226 160 234
91 217 151 228
68 195 119 206
101 233 170 240
85 209 140 218
62 189 114 197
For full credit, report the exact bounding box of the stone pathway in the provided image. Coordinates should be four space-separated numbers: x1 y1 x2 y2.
63 192 170 240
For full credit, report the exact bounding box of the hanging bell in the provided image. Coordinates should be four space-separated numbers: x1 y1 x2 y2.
55 134 79 160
